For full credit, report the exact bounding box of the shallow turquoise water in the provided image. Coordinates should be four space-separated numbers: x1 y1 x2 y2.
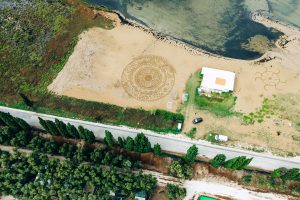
86 0 299 59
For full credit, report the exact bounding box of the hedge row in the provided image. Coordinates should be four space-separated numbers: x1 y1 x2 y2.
0 111 30 132
211 154 253 170
39 117 95 143
104 131 152 153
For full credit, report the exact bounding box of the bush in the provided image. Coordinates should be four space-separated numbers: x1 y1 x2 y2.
104 130 116 147
27 136 46 152
43 141 59 155
73 147 90 162
133 133 151 153
184 145 198 164
59 143 77 159
282 168 300 181
169 161 193 179
124 137 134 151
211 154 226 168
271 167 287 178
90 148 105 164
186 127 197 139
153 143 162 156
223 156 253 170
242 174 252 184
9 131 30 147
166 184 186 200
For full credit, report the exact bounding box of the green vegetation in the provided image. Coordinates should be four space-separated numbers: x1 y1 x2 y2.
184 145 198 164
0 150 156 199
210 154 226 168
195 92 237 117
272 167 300 182
242 174 253 184
39 117 95 143
153 143 162 156
0 112 31 132
168 145 199 179
169 161 193 179
243 93 300 126
166 184 186 200
202 132 218 143
0 0 183 134
223 156 253 170
248 172 300 196
243 98 273 124
104 130 116 147
210 154 253 170
104 131 152 153
186 127 197 139
0 125 140 169
183 72 237 117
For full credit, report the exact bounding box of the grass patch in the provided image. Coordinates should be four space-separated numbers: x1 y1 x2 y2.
247 146 265 153
0 0 183 133
243 93 300 125
242 98 274 124
202 132 218 143
195 92 237 117
183 71 238 117
185 127 197 139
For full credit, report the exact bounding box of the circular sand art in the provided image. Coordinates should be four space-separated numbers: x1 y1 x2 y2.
121 55 175 101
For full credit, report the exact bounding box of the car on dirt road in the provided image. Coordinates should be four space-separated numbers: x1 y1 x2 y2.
192 117 203 124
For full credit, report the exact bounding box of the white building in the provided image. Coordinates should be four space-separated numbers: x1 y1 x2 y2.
198 67 235 94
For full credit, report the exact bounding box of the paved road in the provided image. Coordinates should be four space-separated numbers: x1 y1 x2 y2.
1 106 299 171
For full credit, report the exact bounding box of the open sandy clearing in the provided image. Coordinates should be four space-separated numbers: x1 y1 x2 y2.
48 23 300 113
48 15 300 154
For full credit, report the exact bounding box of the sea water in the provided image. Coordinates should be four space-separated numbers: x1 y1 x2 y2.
87 0 300 60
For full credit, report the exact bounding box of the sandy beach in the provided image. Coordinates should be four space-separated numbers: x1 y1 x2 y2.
48 11 300 154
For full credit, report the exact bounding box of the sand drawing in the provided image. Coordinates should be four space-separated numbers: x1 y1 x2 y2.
121 55 175 101
255 66 286 90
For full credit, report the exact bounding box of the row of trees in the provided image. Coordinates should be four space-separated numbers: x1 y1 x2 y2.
39 117 95 143
0 150 157 199
211 154 253 170
0 126 139 169
0 111 31 132
104 131 161 154
272 167 300 182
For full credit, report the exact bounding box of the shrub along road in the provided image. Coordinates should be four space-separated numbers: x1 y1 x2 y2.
1 106 299 171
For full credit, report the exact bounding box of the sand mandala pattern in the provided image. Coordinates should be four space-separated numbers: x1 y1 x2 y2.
121 55 175 101
255 66 286 90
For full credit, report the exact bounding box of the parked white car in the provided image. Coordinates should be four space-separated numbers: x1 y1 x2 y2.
215 134 228 142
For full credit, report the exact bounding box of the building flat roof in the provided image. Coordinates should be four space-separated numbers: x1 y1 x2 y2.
200 67 235 92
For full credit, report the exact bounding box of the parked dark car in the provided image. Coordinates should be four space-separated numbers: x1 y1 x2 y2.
192 117 203 124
